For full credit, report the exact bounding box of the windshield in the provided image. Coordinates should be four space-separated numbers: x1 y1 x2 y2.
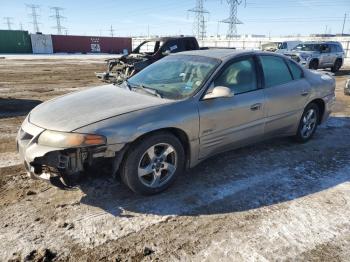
293 44 321 51
127 55 220 100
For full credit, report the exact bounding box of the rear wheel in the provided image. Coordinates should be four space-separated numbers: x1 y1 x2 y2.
331 59 342 73
121 132 185 195
309 59 318 70
295 103 320 143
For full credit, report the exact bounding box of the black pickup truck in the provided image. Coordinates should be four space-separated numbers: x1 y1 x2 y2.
96 36 203 83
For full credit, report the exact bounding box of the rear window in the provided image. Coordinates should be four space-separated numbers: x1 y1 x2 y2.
260 55 293 88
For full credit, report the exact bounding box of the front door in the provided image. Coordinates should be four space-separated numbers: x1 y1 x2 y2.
198 56 266 159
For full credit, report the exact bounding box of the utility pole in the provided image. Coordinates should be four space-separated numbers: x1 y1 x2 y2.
3 17 14 30
341 13 347 36
27 4 40 33
50 7 65 35
110 25 115 37
220 0 245 39
188 0 209 40
19 22 23 31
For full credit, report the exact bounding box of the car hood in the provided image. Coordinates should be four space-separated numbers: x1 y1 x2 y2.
29 84 171 132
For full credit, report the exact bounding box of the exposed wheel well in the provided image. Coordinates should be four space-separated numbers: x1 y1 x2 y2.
309 99 325 124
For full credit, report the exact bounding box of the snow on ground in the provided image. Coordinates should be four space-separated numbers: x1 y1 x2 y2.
193 166 350 261
0 152 21 168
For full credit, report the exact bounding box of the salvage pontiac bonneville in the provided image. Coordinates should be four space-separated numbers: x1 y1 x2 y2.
17 50 335 195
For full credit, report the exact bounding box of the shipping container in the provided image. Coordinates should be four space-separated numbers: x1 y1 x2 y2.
30 34 53 54
0 30 32 53
51 35 132 54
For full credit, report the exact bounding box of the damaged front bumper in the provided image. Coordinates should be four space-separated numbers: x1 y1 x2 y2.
16 116 125 186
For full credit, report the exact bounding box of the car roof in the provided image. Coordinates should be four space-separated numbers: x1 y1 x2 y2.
303 41 341 45
146 36 195 42
172 49 263 61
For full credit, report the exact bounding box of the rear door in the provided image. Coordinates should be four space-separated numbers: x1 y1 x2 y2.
198 55 266 159
319 44 333 66
259 55 311 137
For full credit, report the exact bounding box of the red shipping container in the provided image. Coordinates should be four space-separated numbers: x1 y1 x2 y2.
51 35 132 54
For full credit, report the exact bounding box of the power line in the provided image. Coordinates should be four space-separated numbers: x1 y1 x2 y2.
3 17 14 30
50 6 66 35
26 4 40 33
188 0 209 40
220 0 245 39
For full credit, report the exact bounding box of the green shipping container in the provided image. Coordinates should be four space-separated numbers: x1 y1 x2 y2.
0 30 32 53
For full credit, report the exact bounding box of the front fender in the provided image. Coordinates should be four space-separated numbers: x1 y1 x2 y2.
75 99 200 146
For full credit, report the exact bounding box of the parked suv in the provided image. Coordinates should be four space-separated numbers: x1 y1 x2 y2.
285 41 345 72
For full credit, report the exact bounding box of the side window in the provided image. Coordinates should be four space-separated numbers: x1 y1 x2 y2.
162 41 179 53
336 44 343 52
321 44 330 53
286 59 303 80
330 44 338 53
214 57 257 95
260 55 293 88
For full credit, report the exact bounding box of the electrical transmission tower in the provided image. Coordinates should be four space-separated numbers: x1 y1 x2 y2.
188 0 209 40
27 4 40 33
4 17 14 30
50 7 66 35
110 25 115 37
221 0 245 38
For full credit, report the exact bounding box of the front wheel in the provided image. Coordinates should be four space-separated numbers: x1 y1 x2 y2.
295 103 320 143
309 59 318 70
121 132 185 195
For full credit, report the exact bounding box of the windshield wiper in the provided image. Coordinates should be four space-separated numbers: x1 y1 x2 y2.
132 84 163 98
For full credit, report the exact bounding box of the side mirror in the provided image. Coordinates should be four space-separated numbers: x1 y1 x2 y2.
203 86 233 100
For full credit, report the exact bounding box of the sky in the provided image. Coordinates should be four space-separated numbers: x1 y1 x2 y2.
1 0 349 37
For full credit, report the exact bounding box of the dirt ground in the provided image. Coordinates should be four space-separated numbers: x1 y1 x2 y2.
0 57 350 262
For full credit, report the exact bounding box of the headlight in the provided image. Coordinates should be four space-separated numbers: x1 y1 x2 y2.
38 130 106 148
300 53 311 60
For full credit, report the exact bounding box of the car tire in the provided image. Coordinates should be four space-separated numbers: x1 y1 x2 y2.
331 59 342 73
295 103 320 143
121 132 185 195
309 59 318 70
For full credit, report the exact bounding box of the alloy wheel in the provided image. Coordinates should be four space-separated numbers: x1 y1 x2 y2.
138 143 177 188
300 108 317 139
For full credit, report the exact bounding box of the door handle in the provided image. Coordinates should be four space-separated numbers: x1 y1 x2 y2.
301 91 309 96
250 103 262 111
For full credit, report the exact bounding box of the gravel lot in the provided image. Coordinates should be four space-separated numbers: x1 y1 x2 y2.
0 56 350 261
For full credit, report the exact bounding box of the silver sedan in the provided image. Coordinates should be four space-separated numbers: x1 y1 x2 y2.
17 50 336 195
